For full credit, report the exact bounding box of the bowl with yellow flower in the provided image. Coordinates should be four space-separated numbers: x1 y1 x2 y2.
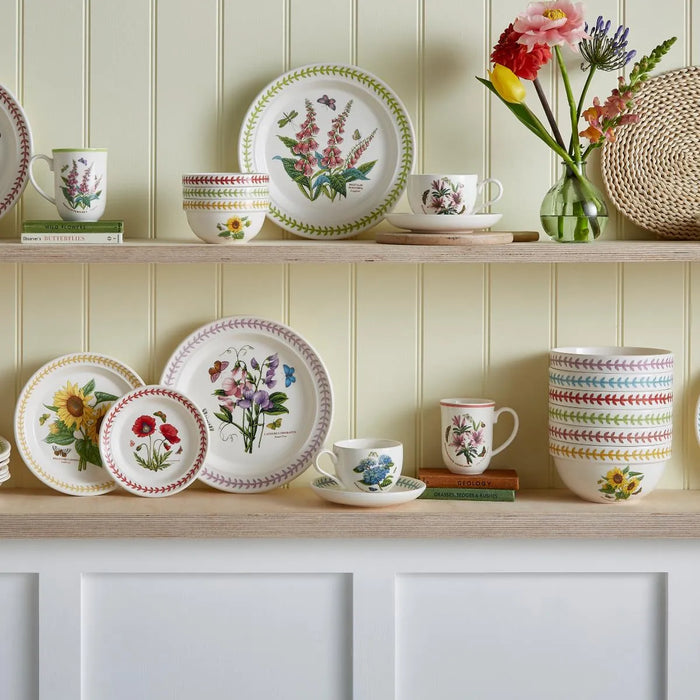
182 172 270 244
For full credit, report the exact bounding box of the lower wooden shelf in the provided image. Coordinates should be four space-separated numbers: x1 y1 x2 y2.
0 487 699 538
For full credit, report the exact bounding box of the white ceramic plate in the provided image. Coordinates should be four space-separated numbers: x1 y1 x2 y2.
311 475 426 507
14 353 145 495
0 84 32 220
385 212 502 232
238 63 414 239
160 316 333 492
99 385 208 497
0 435 9 461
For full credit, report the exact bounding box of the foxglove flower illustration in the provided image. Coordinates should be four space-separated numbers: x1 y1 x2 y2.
274 97 378 203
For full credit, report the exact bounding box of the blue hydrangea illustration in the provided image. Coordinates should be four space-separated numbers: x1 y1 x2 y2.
353 450 395 491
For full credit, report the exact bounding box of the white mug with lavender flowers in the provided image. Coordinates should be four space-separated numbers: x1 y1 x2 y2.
314 438 403 492
408 174 503 216
29 148 107 221
440 398 518 475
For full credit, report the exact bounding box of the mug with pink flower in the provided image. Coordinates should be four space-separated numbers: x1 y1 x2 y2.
440 398 519 475
477 1 676 242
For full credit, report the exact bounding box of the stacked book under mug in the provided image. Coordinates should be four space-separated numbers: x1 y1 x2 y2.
417 467 519 501
21 219 124 244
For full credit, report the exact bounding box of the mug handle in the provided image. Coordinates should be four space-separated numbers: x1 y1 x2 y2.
491 407 519 457
474 177 503 213
28 154 56 205
314 449 339 481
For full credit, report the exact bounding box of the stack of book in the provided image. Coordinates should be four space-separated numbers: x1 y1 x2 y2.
417 467 519 501
21 219 124 244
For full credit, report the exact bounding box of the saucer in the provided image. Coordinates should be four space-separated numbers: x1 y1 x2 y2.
385 212 502 232
311 475 426 507
0 435 10 461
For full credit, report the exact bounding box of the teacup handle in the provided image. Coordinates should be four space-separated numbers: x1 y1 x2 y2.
474 177 503 213
28 154 56 205
491 407 519 457
314 449 339 481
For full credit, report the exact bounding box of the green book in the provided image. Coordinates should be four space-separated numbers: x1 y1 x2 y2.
22 219 125 233
419 487 516 502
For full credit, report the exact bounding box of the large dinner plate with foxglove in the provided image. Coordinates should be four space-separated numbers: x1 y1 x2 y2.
238 63 414 239
160 316 333 492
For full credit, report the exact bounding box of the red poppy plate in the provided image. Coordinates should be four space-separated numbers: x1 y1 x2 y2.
99 385 208 497
14 353 145 496
0 84 32 220
160 316 333 492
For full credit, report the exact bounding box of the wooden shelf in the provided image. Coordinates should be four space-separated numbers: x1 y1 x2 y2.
0 488 699 538
2 238 700 264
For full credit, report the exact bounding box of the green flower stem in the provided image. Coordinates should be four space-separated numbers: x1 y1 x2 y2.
576 65 596 121
555 46 581 161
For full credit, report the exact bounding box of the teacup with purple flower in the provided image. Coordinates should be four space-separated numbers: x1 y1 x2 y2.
315 438 402 492
407 174 503 216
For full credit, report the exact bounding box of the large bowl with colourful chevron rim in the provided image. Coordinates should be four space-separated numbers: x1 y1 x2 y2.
549 346 673 502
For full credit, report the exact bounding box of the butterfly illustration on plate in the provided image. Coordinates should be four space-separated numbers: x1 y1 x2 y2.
277 110 299 128
154 410 167 422
208 359 229 382
39 413 50 425
266 418 283 430
283 364 296 387
352 129 361 140
52 445 70 457
317 94 336 110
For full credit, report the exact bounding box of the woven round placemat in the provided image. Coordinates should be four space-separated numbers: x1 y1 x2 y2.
601 66 700 240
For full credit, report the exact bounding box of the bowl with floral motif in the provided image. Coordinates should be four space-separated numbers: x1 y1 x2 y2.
185 208 267 244
553 455 667 504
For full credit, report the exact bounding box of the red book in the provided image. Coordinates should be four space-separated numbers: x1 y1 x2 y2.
418 467 519 490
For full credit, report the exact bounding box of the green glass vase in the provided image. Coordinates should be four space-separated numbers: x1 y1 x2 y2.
540 160 608 243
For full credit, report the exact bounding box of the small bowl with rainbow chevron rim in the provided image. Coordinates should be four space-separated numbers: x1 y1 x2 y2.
181 172 270 243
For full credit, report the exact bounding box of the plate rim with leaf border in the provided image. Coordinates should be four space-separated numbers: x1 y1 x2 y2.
0 83 32 220
99 384 209 498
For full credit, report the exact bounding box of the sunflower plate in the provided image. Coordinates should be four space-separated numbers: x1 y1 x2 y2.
14 353 144 495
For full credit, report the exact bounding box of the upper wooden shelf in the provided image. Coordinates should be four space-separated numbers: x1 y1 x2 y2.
1 488 699 538
1 238 700 264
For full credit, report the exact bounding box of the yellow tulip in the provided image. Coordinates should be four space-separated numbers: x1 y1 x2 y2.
489 64 526 104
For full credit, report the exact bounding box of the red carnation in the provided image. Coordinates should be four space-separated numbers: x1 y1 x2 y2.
491 23 552 80
159 423 181 444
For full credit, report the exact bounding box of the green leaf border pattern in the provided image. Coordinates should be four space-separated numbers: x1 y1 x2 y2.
240 64 414 239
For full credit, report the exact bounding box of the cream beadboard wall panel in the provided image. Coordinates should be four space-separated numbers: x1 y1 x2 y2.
1 0 699 494
622 264 689 488
421 264 487 468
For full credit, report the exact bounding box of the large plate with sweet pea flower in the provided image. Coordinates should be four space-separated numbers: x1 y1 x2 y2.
160 316 333 492
238 63 415 239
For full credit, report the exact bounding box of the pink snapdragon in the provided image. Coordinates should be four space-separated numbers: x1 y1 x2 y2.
579 78 639 144
513 1 588 51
